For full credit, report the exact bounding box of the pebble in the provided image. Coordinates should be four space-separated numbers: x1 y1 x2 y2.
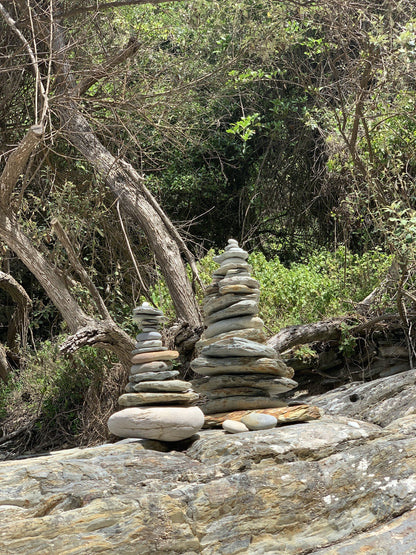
241 412 278 430
222 419 249 433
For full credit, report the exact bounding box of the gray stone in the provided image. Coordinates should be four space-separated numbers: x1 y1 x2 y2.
222 419 249 433
134 340 163 349
130 370 179 382
241 412 277 430
201 337 276 358
306 369 416 427
130 361 173 375
191 356 293 377
219 283 260 295
202 386 271 399
201 396 287 414
204 315 264 339
118 391 199 407
196 327 267 351
131 346 167 355
203 292 259 316
193 374 297 393
213 248 248 264
131 380 192 393
132 302 164 316
213 262 252 276
108 405 205 441
133 316 164 327
205 299 258 324
218 275 259 290
135 331 162 341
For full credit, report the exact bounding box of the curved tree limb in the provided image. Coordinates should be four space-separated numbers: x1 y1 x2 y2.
0 271 32 352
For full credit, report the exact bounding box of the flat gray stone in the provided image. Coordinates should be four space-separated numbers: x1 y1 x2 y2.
222 420 249 433
202 386 271 399
193 374 298 393
134 340 163 349
213 262 252 276
118 391 199 407
202 396 287 414
203 292 259 317
204 316 264 339
135 331 162 341
131 380 193 393
132 303 164 316
130 361 173 375
108 405 205 441
218 275 259 289
205 299 258 324
241 412 277 430
201 337 276 358
191 356 293 377
131 346 167 355
214 248 248 264
130 370 179 383
196 327 267 351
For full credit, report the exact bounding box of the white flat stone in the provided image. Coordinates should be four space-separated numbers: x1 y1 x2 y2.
222 420 249 433
108 406 205 441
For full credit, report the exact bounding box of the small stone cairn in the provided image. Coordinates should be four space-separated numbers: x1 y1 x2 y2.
108 303 204 441
191 239 298 415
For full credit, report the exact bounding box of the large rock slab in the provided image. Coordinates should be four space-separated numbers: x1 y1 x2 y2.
2 414 416 554
306 369 416 426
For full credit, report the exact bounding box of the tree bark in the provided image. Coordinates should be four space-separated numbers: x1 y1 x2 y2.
51 22 202 329
0 209 134 365
55 99 202 328
267 318 345 353
0 271 32 352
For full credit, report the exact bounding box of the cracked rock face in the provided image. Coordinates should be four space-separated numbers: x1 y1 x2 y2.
2 369 416 554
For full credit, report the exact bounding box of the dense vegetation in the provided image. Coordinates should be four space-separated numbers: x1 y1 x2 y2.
1 0 416 454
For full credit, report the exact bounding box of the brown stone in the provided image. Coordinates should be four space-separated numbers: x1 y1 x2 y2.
118 391 198 407
203 404 323 427
131 350 179 365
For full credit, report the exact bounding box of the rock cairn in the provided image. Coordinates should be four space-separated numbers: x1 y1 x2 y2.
191 239 298 414
108 303 204 441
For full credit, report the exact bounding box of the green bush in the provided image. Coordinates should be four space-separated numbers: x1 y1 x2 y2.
146 246 392 333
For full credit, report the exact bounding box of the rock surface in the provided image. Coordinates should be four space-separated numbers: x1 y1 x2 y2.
4 372 416 554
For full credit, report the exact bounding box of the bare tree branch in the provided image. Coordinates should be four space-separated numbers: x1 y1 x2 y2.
61 0 182 19
51 218 111 321
0 125 43 208
0 271 32 352
78 35 142 96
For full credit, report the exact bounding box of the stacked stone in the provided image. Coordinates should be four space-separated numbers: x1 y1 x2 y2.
108 303 204 441
191 239 298 415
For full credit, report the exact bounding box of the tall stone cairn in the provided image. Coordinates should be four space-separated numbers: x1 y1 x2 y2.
108 303 204 441
191 239 298 415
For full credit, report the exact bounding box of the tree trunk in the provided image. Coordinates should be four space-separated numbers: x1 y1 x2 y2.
56 100 202 329
0 209 134 365
0 271 32 352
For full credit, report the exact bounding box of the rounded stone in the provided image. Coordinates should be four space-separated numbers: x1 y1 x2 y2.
130 361 173 375
241 413 278 430
222 420 249 433
108 406 205 441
